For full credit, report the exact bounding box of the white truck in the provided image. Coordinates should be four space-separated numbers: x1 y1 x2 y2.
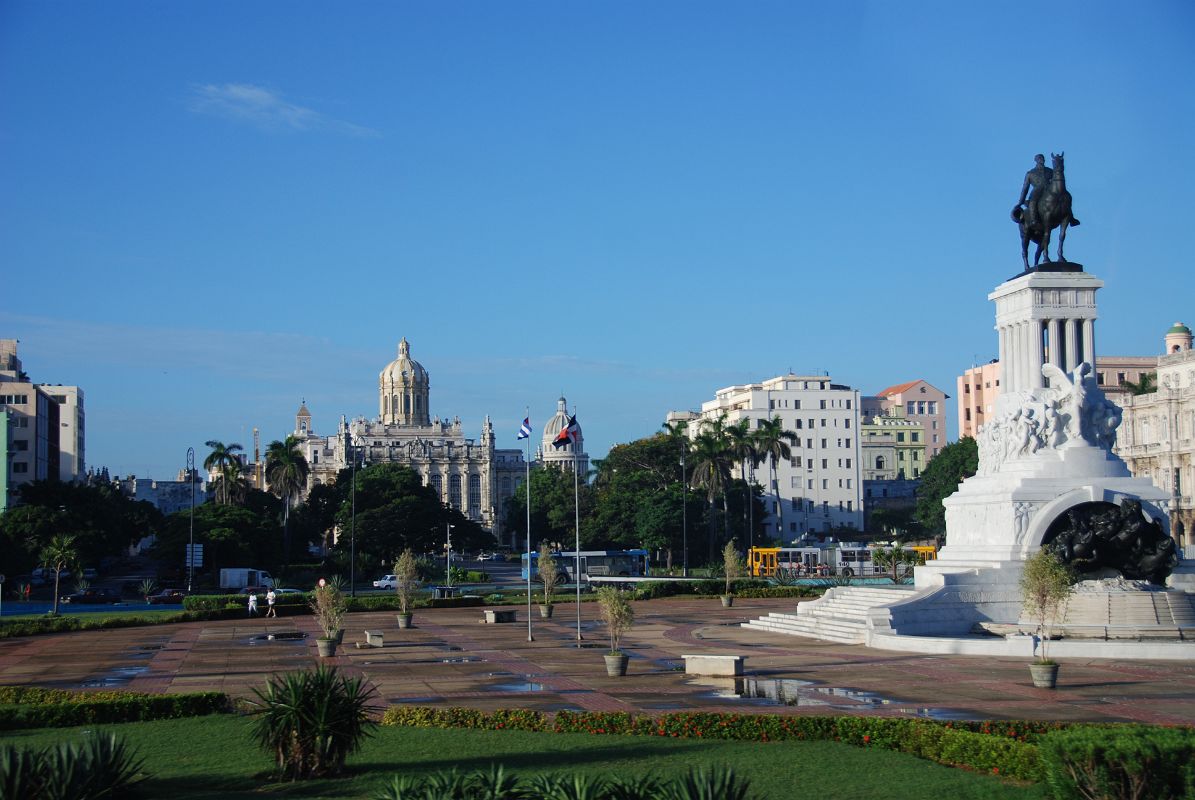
219 568 275 590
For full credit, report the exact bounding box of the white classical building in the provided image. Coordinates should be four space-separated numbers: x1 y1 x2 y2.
678 373 864 537
1116 323 1195 550
296 338 529 543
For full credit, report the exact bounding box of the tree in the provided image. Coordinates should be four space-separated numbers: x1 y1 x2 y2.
335 464 490 566
155 501 282 578
868 505 922 542
265 435 310 567
914 437 979 536
688 429 733 563
753 416 799 536
872 544 917 582
1120 372 1156 396
41 534 79 615
727 419 762 548
204 440 244 505
504 465 592 550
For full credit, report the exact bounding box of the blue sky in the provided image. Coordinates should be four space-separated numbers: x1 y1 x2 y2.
2 2 1192 479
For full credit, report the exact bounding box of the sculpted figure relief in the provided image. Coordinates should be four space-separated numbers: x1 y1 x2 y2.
1045 500 1178 584
976 362 1121 475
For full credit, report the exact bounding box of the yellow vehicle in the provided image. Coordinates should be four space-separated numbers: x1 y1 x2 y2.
908 545 937 563
748 547 821 578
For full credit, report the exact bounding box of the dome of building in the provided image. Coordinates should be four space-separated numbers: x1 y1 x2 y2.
378 338 431 426
1167 322 1191 335
542 396 581 446
379 337 428 383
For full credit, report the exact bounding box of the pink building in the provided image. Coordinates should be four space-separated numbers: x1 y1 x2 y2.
958 361 1001 440
863 380 949 460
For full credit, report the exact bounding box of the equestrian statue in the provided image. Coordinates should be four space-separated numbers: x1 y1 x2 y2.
1011 152 1080 271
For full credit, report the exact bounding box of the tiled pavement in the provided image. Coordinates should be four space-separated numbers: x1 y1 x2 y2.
1 596 1193 724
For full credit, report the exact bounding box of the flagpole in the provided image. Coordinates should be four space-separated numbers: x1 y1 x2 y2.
525 408 533 642
574 406 582 643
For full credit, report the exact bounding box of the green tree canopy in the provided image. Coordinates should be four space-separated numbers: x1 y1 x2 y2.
504 465 593 551
333 464 491 566
154 500 282 579
914 437 978 536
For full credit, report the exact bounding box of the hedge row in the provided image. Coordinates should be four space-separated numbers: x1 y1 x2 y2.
0 609 248 639
630 579 817 601
380 707 1044 781
0 690 230 730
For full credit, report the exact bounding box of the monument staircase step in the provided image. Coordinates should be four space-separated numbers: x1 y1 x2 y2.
742 586 917 644
1058 589 1195 627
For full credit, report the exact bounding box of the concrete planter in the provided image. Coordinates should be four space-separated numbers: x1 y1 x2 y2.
604 653 629 677
538 604 554 619
396 613 413 629
721 595 734 608
1029 662 1059 688
316 637 337 658
333 629 345 645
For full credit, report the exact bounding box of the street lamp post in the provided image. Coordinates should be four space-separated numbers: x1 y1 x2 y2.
186 447 195 593
445 523 455 588
350 446 358 598
680 447 688 578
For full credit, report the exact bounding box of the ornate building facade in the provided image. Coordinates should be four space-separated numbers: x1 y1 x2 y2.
296 339 529 543
1116 323 1195 551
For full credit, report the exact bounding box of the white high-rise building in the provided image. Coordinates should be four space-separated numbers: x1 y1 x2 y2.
681 373 864 538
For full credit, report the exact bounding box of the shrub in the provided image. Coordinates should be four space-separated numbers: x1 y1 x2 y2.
370 766 747 800
0 733 147 800
722 540 745 596
596 586 634 654
1039 725 1195 800
249 665 378 780
310 583 347 639
0 689 229 730
1020 548 1075 664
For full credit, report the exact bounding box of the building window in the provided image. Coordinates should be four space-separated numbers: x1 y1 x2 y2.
449 475 462 509
821 479 828 489
928 401 937 414
12 463 28 473
468 474 481 518
821 459 828 469
906 401 915 415
430 474 442 500
897 432 905 442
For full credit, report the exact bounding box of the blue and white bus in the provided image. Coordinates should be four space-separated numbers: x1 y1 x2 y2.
520 549 650 583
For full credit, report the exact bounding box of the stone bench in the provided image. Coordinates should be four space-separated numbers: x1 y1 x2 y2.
483 609 516 624
364 630 384 647
681 654 745 676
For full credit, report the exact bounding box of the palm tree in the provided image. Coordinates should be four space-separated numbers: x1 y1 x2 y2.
688 429 732 563
266 435 310 566
727 419 761 549
753 416 799 538
41 534 79 616
204 440 244 505
1120 372 1156 396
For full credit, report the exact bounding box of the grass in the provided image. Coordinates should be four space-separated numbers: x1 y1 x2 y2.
0 714 1046 799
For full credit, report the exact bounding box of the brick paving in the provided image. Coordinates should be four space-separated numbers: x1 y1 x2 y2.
1 596 1193 723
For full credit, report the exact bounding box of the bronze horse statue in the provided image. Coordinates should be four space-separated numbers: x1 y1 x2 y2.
1012 152 1080 270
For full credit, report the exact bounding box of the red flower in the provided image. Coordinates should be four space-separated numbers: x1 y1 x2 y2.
863 735 871 743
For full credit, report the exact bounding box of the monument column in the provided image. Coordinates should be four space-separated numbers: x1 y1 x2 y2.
1064 319 1079 372
1006 324 1020 393
1047 318 1062 371
1030 319 1045 389
1082 319 1096 366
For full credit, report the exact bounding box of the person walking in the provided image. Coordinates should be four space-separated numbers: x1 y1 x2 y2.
247 592 258 617
265 589 277 618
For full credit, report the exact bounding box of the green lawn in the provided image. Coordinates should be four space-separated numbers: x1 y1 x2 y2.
1 715 1045 799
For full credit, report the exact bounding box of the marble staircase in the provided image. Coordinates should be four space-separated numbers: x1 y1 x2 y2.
742 586 918 644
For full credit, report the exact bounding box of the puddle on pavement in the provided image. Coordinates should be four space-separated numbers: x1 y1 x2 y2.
688 677 968 718
79 666 148 688
410 656 482 664
489 680 546 693
250 631 308 643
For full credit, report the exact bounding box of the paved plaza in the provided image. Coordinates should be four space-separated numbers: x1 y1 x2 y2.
1 596 1192 725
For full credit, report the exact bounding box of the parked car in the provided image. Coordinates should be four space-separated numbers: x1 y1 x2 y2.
147 588 187 604
273 588 306 596
482 553 507 562
61 588 121 604
373 575 397 589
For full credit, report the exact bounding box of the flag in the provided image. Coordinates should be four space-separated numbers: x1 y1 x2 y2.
517 417 532 440
552 414 579 449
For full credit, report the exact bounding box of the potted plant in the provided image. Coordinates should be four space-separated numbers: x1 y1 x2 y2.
597 586 634 677
310 582 347 657
536 544 560 619
721 539 745 607
1019 547 1075 689
394 549 420 629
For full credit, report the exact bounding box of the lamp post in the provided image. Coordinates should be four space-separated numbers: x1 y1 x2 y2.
186 447 195 593
349 442 358 598
445 523 455 588
680 446 688 578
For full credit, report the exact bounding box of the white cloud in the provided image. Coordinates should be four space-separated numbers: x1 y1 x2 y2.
188 83 380 137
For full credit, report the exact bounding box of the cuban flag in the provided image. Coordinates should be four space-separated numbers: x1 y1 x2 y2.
517 417 532 440
552 415 579 449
